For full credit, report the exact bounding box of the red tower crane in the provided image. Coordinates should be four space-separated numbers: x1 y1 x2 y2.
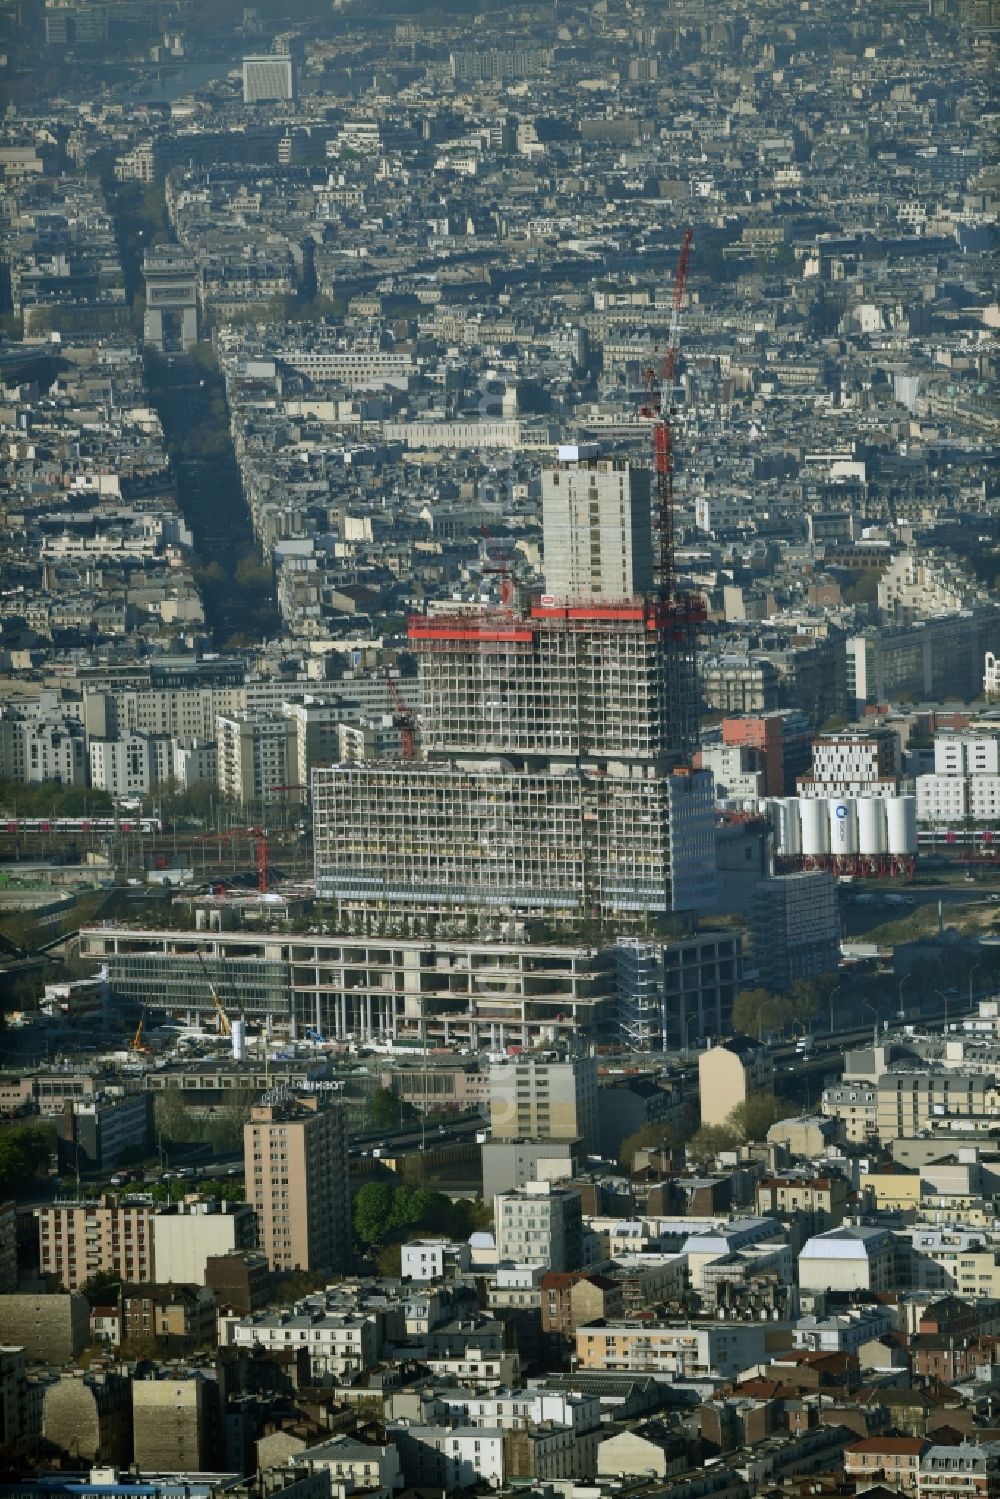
387 674 416 761
191 825 271 894
480 524 515 608
641 226 693 603
638 229 706 760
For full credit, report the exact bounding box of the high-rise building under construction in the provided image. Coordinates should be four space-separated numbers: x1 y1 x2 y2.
313 446 715 926
541 450 653 601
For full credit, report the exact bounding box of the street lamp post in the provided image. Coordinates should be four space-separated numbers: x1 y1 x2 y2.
935 989 950 1033
898 972 912 1024
685 1013 699 1057
861 999 880 1047
827 985 842 1037
970 963 982 1012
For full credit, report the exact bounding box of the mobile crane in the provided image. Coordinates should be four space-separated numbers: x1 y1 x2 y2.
196 950 233 1038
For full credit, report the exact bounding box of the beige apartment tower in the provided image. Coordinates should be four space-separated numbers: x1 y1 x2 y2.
37 1198 160 1291
132 1375 214 1471
488 1054 598 1155
244 1095 349 1273
542 449 653 600
698 1036 773 1127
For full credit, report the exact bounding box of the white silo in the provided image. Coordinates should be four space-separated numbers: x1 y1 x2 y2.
857 797 888 857
887 795 918 856
800 797 830 857
828 798 859 857
772 798 802 858
231 1018 246 1063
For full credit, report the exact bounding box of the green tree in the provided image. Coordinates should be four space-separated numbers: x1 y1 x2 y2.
154 1088 191 1145
353 1181 396 1247
80 1270 121 1307
732 987 791 1038
619 1122 678 1171
787 978 820 1031
728 1092 790 1142
377 1242 403 1277
370 1087 403 1131
688 1122 740 1161
0 1123 54 1198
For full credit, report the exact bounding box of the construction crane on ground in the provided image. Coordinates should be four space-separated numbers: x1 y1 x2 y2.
190 825 271 894
196 950 233 1038
386 674 416 761
128 1005 151 1055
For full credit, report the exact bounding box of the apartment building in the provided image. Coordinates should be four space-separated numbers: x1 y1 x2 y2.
387 1423 505 1491
845 1437 926 1492
38 1198 161 1291
217 711 297 805
798 1225 895 1293
132 1374 215 1471
294 1435 401 1494
242 53 296 103
755 1175 850 1230
83 682 244 742
152 1199 257 1285
89 731 173 799
822 1081 879 1143
847 615 998 717
919 1441 1000 1499
220 1309 379 1379
875 1070 997 1142
798 728 901 797
917 728 1000 826
0 716 87 786
541 1271 624 1345
400 1239 472 1282
752 871 839 993
423 1346 521 1389
573 1320 773 1381
56 1092 154 1172
541 450 653 600
494 1181 583 1273
488 1055 598 1155
902 1228 1000 1298
243 1095 349 1273
698 1036 773 1128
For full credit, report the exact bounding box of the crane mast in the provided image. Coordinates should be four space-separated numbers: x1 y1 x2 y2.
639 227 704 762
386 674 416 761
197 950 233 1038
641 226 692 604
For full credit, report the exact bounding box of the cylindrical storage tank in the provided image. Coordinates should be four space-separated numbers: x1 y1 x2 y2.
800 797 830 857
231 1017 246 1063
887 795 918 856
857 796 888 856
829 798 859 857
772 798 802 857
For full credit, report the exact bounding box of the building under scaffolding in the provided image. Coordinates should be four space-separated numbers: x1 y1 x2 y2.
313 599 715 925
